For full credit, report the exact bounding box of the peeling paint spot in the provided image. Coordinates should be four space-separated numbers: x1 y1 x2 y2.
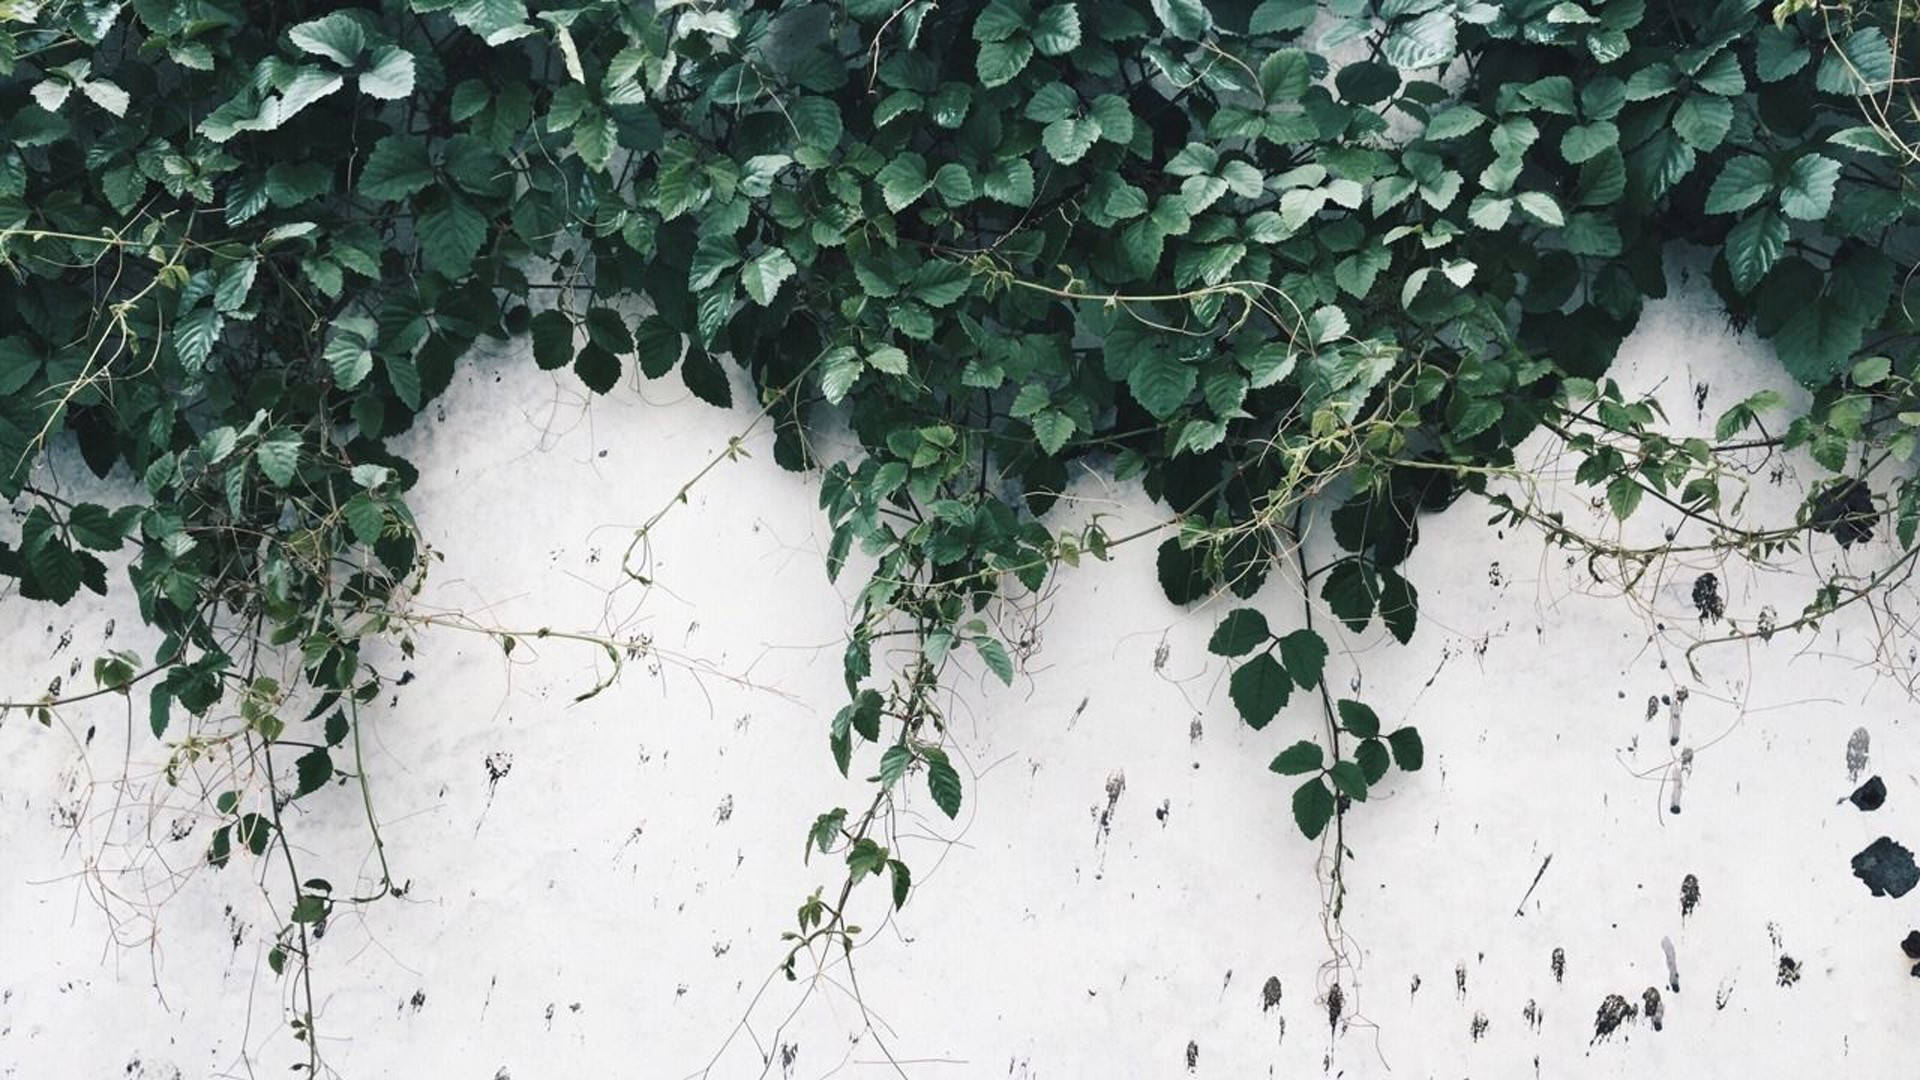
1852 837 1918 898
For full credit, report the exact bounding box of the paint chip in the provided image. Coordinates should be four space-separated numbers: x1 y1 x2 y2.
1852 836 1919 898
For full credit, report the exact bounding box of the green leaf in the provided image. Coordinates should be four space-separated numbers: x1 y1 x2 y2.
1151 0 1213 38
1336 699 1379 737
741 248 796 306
1725 210 1786 294
888 859 912 908
933 163 975 203
974 0 1030 42
1320 559 1373 632
290 895 328 924
1606 474 1642 519
359 46 416 100
1208 608 1270 656
1671 94 1731 151
984 158 1035 205
255 433 300 487
876 152 931 212
1704 155 1773 215
1229 653 1290 730
1128 349 1196 419
573 343 622 393
418 194 488 276
1277 629 1327 689
289 12 365 65
293 748 333 797
530 310 574 370
1328 760 1369 801
1386 726 1424 770
1560 121 1617 163
67 503 123 552
977 37 1033 87
1032 3 1081 55
1772 249 1894 387
791 96 843 149
1269 740 1323 776
926 754 963 818
1816 26 1893 95
324 320 374 389
1355 739 1390 784
974 636 1014 684
1292 778 1335 839
350 138 438 201
1042 117 1099 164
1377 567 1417 644
867 345 910 375
1031 410 1075 454
1779 154 1839 221
1514 191 1564 226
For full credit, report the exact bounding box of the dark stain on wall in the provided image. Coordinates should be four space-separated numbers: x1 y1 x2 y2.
1184 1039 1198 1072
1591 994 1637 1043
1846 728 1870 782
1680 874 1700 917
1847 776 1887 811
1260 976 1282 1012
1551 947 1566 984
1776 955 1802 987
1641 988 1664 1032
1852 836 1919 898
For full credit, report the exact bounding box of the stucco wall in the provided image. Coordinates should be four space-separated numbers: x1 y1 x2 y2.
1 279 1914 1079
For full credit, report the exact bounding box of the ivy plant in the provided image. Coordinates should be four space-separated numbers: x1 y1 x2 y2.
2 0 1916 1063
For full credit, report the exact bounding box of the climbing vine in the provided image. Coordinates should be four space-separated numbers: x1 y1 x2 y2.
2 0 1917 1066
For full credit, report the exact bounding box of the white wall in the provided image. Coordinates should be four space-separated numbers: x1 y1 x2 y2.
1 281 1914 1079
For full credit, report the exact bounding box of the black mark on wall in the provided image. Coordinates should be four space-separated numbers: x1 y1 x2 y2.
1848 776 1887 812
1680 874 1700 918
1852 836 1919 898
1591 994 1637 1043
1551 947 1566 984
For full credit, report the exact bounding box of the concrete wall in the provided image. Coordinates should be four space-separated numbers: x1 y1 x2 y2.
1 280 1914 1079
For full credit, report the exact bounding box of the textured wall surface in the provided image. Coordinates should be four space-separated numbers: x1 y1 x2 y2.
2 281 1915 1079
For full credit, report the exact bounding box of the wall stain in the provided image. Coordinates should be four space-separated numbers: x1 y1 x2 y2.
1551 947 1566 984
1662 936 1680 993
1846 727 1870 782
1847 776 1887 811
1851 836 1918 897
1680 874 1701 918
1591 994 1637 1043
1260 976 1282 1012
1776 955 1802 987
1469 1011 1488 1041
1642 988 1665 1032
1093 770 1126 845
1325 982 1344 1034
1183 1039 1198 1072
1522 999 1542 1032
1454 961 1467 998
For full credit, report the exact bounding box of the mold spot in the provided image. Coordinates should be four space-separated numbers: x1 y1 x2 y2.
1852 836 1919 898
1325 982 1344 1033
1902 931 1920 960
1642 988 1664 1032
1469 1011 1489 1041
1551 947 1566 984
1455 961 1467 998
1848 776 1887 812
1261 976 1282 1012
1184 1040 1198 1072
1522 999 1541 1032
1680 874 1700 917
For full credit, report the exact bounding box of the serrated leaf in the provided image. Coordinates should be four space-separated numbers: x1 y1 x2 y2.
741 248 796 306
1043 117 1099 164
926 755 963 818
1725 210 1786 294
418 194 488 276
974 636 1014 684
1128 349 1196 419
1208 608 1270 656
1230 653 1290 730
255 433 300 487
1387 726 1424 770
876 152 930 212
984 158 1035 205
1779 153 1839 221
1270 740 1323 776
1277 629 1327 689
1292 778 1335 839
573 342 621 393
977 37 1033 87
1320 559 1373 632
1032 3 1081 55
1703 155 1773 215
1336 698 1380 737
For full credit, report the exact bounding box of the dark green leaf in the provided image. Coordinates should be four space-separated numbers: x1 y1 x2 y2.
1230 653 1291 730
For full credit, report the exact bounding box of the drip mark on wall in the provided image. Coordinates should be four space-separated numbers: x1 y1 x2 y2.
1662 936 1680 993
1642 988 1664 1032
1523 999 1541 1032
